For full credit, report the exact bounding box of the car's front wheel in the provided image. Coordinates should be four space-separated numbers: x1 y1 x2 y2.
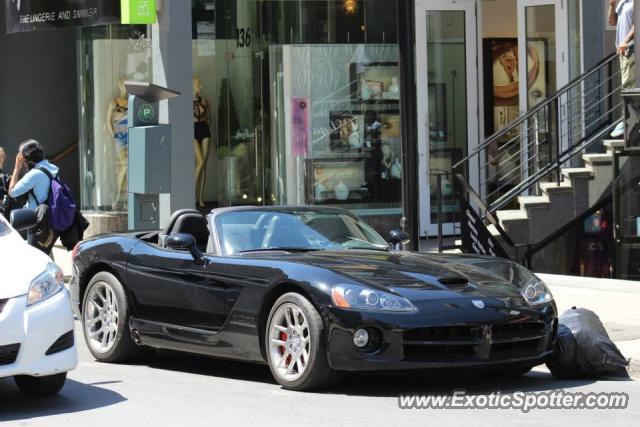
82 271 153 363
265 292 340 391
14 373 66 397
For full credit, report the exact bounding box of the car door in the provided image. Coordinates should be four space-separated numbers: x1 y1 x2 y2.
125 241 230 332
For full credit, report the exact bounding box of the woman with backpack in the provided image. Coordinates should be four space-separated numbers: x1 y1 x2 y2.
8 140 62 254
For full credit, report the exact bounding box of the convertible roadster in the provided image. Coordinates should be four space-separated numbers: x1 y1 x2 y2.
70 207 557 390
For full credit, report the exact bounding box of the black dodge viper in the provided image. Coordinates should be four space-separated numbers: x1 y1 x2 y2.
70 207 557 390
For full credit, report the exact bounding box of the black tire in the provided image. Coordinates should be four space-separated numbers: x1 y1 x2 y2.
14 373 66 397
265 292 341 391
82 271 154 363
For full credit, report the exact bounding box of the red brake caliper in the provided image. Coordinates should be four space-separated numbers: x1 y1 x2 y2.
279 331 292 366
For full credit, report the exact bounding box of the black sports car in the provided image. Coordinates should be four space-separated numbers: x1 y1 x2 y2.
70 207 557 390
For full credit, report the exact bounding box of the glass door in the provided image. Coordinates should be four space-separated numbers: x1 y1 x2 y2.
517 0 569 180
416 0 478 237
518 0 568 111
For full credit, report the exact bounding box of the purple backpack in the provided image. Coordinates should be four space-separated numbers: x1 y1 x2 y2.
35 166 77 232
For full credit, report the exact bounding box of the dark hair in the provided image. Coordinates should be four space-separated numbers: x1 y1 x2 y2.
19 139 45 167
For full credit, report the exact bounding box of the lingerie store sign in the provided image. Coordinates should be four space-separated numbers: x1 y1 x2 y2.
5 0 122 33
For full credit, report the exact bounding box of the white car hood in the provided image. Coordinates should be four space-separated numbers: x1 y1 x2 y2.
0 227 51 299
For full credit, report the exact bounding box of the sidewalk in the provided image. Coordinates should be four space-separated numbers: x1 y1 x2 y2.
51 246 639 377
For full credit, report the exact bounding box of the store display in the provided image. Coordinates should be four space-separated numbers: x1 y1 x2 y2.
380 114 401 139
334 180 350 201
384 76 400 100
314 182 327 202
105 79 129 211
350 62 401 104
483 38 548 136
193 78 212 208
390 158 402 179
361 77 372 101
330 113 363 151
348 121 363 149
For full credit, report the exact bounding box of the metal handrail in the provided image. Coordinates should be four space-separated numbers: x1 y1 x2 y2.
453 52 619 171
489 119 619 212
445 49 623 265
454 173 515 247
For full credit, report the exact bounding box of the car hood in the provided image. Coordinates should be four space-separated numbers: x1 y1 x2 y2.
294 251 527 303
0 230 51 299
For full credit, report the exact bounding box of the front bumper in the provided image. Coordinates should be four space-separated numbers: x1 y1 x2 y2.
323 299 557 372
0 290 78 378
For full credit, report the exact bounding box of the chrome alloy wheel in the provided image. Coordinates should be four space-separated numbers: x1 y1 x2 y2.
268 303 311 382
84 282 119 354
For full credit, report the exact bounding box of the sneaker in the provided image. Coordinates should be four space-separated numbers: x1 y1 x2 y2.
610 121 625 138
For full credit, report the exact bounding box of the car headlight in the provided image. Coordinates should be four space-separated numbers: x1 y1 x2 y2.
27 263 64 307
521 276 553 306
331 284 416 312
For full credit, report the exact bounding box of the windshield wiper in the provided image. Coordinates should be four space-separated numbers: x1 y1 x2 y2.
237 247 324 254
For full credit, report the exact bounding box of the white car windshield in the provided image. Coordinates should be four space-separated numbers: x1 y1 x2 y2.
216 210 389 255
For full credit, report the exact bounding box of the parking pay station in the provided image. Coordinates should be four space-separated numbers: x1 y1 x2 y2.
125 82 181 230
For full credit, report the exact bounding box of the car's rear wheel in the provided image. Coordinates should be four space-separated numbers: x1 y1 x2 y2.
265 292 340 391
14 373 66 397
82 271 153 363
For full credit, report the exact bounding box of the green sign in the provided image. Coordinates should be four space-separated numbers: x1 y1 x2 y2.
121 0 157 24
138 104 156 123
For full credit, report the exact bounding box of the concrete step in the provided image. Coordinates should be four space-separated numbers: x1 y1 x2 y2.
583 152 613 166
539 180 574 195
489 140 614 247
562 167 593 180
603 139 625 151
496 209 529 223
518 195 551 209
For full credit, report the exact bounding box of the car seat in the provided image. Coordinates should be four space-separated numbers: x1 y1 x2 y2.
162 209 210 252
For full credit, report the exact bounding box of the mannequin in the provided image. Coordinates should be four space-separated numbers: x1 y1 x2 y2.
193 78 212 208
106 79 129 211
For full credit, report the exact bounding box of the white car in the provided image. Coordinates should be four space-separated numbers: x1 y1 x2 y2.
0 210 77 397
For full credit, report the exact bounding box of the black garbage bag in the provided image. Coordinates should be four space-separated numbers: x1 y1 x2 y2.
547 308 630 379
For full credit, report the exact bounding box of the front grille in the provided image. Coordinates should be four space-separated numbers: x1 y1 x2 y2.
46 330 75 356
403 322 549 363
0 343 20 366
0 299 7 314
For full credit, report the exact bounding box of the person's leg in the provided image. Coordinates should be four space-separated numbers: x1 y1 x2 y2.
113 147 128 210
198 137 211 206
194 139 204 207
621 54 636 89
612 54 636 137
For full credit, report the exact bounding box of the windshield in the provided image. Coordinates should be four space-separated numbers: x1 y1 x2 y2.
0 215 10 237
216 210 389 255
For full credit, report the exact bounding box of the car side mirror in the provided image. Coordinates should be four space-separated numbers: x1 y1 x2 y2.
166 233 206 264
10 209 38 232
388 228 410 251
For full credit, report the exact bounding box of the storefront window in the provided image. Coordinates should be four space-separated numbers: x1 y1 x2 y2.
192 0 402 229
78 25 152 213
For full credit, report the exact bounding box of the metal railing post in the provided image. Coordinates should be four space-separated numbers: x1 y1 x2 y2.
555 97 562 185
436 172 444 253
607 59 614 126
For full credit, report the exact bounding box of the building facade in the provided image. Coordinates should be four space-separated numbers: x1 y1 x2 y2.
4 0 627 277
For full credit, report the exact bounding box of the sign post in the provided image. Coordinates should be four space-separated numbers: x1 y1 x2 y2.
125 81 180 231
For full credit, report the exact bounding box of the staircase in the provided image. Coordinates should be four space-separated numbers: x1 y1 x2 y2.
495 139 621 246
452 52 623 263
